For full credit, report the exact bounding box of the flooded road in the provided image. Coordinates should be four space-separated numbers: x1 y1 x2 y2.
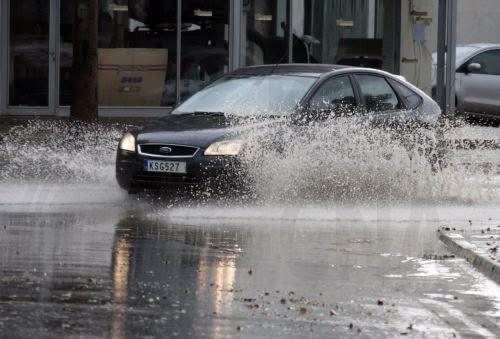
0 120 499 337
1 193 500 337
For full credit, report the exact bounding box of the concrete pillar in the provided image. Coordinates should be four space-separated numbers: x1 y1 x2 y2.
445 0 457 114
399 0 435 95
436 0 457 114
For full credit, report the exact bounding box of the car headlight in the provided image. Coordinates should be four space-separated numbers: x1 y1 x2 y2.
204 140 243 156
119 132 136 152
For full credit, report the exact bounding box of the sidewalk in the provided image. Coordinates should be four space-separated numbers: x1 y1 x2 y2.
439 225 500 284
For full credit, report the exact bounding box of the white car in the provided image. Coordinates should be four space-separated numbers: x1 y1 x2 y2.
432 43 500 122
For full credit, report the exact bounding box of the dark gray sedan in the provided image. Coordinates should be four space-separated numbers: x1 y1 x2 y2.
116 64 442 193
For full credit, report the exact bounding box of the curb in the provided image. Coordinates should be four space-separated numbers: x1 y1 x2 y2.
439 232 500 284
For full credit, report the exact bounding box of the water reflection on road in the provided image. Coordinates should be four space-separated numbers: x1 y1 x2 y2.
110 215 244 338
1 200 499 337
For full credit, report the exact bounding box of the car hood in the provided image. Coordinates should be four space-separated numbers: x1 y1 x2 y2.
135 114 283 148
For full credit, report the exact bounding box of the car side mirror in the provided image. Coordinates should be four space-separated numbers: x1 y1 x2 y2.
467 62 481 73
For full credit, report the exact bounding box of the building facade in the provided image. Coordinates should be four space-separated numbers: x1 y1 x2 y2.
0 0 496 117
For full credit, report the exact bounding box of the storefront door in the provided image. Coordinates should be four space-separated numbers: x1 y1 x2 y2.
3 0 57 115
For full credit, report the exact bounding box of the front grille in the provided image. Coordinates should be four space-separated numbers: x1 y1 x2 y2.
138 144 199 157
134 173 201 186
133 174 204 189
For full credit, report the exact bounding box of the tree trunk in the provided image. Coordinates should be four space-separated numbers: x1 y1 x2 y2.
71 0 98 121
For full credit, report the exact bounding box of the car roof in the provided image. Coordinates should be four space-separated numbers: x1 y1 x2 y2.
457 43 500 49
432 44 500 63
228 64 350 77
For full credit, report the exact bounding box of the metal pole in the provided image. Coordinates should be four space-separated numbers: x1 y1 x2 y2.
240 1 247 66
445 0 457 114
4 0 11 110
230 0 242 71
0 0 6 113
436 0 447 111
310 0 315 36
176 0 181 106
288 0 293 63
229 0 234 71
367 0 376 39
52 0 60 114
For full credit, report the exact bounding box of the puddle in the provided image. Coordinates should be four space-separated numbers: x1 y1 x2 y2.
406 258 461 280
458 275 500 318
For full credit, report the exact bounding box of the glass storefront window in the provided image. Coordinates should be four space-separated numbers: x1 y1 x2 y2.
241 0 291 66
99 0 177 107
60 0 178 107
60 1 73 106
53 0 400 109
180 1 229 102
9 0 50 107
292 0 399 73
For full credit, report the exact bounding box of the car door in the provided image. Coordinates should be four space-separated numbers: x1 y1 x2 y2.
457 49 500 117
353 74 406 126
306 75 358 121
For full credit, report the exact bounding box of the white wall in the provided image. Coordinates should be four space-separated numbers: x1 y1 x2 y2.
399 0 437 94
457 0 500 44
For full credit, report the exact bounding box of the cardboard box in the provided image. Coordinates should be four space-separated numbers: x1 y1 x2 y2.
98 48 168 106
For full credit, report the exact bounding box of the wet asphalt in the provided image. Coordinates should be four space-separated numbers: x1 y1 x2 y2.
0 185 499 338
0 122 499 338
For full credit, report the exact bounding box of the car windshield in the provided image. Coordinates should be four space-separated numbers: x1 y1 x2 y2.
172 74 317 117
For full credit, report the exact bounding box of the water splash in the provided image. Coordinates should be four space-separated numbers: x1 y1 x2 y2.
0 119 122 184
237 117 498 204
0 118 497 205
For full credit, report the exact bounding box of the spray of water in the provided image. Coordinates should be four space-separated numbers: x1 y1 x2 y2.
0 119 122 184
237 116 498 204
0 117 497 205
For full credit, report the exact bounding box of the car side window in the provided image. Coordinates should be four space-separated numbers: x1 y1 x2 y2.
356 75 401 113
468 49 500 75
388 79 422 110
309 76 357 116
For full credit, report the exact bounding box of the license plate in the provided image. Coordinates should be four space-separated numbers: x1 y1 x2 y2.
144 160 187 174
